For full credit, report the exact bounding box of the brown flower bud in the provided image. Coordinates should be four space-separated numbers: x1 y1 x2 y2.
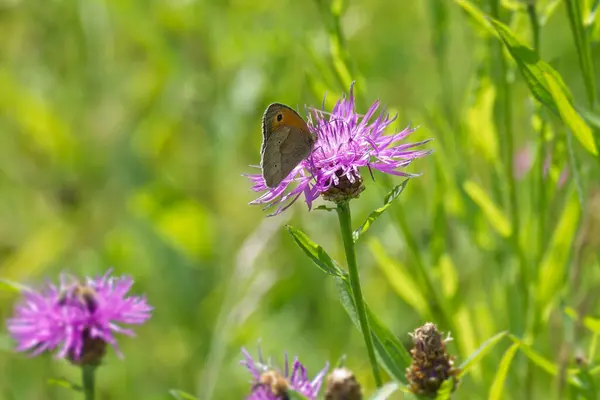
405 322 460 398
325 367 362 400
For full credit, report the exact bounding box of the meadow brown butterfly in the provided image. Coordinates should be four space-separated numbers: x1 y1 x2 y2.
260 103 315 188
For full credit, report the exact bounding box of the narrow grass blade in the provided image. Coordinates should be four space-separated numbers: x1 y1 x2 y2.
545 72 598 156
368 381 406 399
353 179 410 243
169 390 198 400
535 189 581 321
509 336 557 375
48 378 83 393
458 331 508 378
577 106 600 129
0 279 30 293
565 0 597 107
488 342 520 400
463 180 512 237
454 0 495 36
488 19 571 113
287 225 344 277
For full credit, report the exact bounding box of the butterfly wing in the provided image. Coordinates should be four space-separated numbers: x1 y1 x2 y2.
261 125 290 188
278 126 314 178
261 125 314 188
261 103 285 154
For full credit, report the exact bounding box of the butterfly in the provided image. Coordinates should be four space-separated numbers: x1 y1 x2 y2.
260 103 316 188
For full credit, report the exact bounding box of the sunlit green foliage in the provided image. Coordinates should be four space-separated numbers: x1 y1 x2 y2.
1 0 600 398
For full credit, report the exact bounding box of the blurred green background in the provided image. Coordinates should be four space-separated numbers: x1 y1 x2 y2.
1 0 600 398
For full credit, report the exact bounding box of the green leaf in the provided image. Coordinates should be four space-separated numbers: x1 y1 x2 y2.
353 179 410 243
574 365 598 400
456 0 579 130
368 381 407 400
463 180 511 237
435 379 455 400
509 336 558 375
577 106 600 129
454 0 495 36
314 205 336 212
335 276 412 382
535 190 581 321
565 0 597 107
589 333 598 363
48 378 83 392
488 343 520 400
169 390 198 400
488 18 573 116
0 278 30 293
545 72 598 155
286 225 344 277
583 316 600 334
465 76 500 165
458 331 508 378
438 254 458 299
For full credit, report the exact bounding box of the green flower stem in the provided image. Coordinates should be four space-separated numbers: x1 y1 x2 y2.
82 365 97 400
336 201 382 387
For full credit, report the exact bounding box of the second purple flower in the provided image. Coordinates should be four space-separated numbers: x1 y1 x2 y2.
6 269 152 366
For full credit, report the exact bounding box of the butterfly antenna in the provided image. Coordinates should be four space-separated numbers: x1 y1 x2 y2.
367 163 376 182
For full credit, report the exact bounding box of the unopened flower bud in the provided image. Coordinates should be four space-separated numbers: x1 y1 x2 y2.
324 367 362 400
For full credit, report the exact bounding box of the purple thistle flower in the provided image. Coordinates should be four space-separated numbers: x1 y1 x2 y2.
6 269 152 365
247 83 432 215
241 347 329 400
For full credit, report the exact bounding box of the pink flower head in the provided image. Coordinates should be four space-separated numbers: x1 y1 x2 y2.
241 347 329 400
6 269 152 363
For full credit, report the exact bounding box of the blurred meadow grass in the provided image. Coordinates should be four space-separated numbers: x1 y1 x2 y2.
0 0 600 398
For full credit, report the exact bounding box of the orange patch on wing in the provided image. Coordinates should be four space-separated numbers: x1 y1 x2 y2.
271 108 310 133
